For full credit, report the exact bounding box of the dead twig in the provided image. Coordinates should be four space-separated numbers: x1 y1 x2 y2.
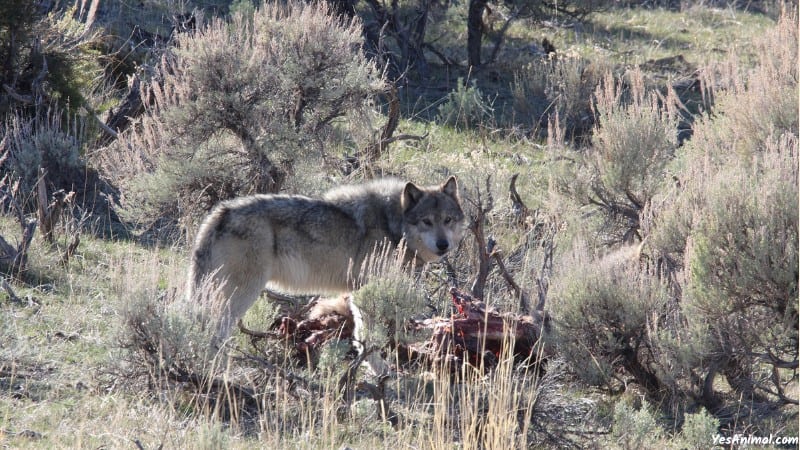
1 278 21 304
509 173 530 227
234 351 322 399
0 175 25 228
534 237 554 313
96 73 145 146
237 319 279 340
0 219 37 275
36 169 51 242
422 42 459 66
36 169 76 245
61 234 80 265
468 176 494 300
337 345 378 418
349 87 428 176
2 84 33 104
358 375 399 426
491 249 532 314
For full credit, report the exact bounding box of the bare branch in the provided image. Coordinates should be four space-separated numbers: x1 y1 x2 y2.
92 113 119 140
491 249 532 313
752 350 799 370
1 278 21 304
509 173 530 226
357 376 399 426
352 87 429 176
755 383 799 405
37 169 52 243
468 176 494 299
534 238 554 313
2 84 33 104
0 175 25 225
487 6 525 64
422 43 459 67
237 319 278 340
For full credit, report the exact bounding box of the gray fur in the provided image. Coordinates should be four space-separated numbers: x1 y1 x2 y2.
187 177 465 344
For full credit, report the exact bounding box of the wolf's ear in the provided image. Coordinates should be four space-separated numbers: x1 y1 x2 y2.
441 176 459 201
402 182 425 211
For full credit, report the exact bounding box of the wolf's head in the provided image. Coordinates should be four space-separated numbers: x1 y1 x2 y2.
401 176 465 262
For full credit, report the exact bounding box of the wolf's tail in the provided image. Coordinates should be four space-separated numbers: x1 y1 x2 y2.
186 204 229 301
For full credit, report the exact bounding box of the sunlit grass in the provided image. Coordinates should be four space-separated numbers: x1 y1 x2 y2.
548 6 774 67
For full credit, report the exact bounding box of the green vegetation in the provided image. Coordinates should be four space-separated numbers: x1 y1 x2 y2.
0 0 796 447
100 1 385 226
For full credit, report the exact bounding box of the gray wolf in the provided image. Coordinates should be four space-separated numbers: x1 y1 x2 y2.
187 177 465 348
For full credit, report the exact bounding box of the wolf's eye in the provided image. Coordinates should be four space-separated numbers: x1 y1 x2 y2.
444 216 452 225
422 218 433 226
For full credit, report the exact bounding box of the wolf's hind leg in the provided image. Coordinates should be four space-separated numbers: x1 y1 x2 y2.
211 268 271 347
208 236 274 347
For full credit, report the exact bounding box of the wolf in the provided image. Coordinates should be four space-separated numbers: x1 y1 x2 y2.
187 176 465 348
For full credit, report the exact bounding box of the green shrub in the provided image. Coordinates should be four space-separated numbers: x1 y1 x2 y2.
686 141 797 319
644 8 798 416
1 110 86 201
353 276 427 348
548 243 670 390
651 8 797 260
681 135 798 400
437 78 494 130
611 401 663 450
0 2 102 116
548 68 680 246
121 289 219 383
352 242 428 349
591 70 679 210
677 408 719 450
512 55 607 140
693 7 797 162
101 0 386 226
